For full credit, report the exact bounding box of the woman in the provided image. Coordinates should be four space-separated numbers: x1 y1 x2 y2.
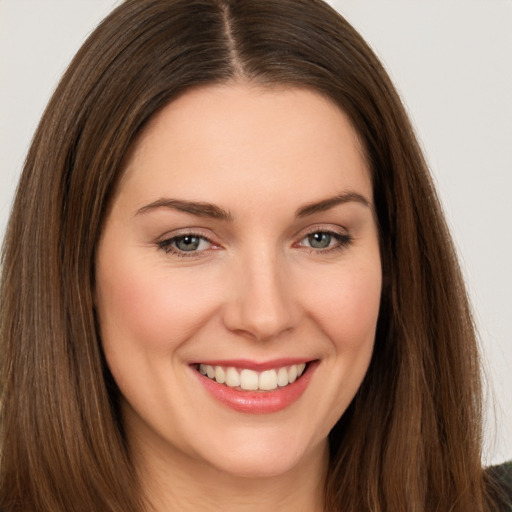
0 0 510 510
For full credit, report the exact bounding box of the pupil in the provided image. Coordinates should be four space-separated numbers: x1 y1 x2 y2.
176 236 200 251
308 232 331 249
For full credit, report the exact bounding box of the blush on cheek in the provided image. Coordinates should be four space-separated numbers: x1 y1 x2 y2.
99 266 221 351
305 271 381 348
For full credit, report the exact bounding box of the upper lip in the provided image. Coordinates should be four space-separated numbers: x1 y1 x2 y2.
189 358 315 372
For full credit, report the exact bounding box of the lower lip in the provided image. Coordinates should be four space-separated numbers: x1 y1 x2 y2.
193 362 317 414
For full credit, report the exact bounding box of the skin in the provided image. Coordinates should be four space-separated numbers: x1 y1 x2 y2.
95 83 382 511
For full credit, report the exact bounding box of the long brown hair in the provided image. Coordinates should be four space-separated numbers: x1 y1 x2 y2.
0 0 500 510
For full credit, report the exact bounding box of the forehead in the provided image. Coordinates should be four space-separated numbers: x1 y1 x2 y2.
117 83 372 211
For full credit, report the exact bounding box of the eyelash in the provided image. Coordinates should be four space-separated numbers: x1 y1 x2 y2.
157 228 353 258
297 229 353 254
157 232 214 258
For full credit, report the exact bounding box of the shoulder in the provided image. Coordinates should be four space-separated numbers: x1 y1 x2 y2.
487 460 512 511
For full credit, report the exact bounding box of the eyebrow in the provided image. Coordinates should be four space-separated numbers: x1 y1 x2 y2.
136 191 371 220
136 198 232 220
295 192 371 217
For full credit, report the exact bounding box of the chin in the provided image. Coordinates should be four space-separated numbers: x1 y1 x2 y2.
190 426 327 480
211 452 303 479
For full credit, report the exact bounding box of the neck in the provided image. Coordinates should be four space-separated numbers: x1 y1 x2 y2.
133 437 329 512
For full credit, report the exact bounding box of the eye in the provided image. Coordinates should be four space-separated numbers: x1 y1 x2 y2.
158 234 213 255
298 230 352 252
306 232 334 249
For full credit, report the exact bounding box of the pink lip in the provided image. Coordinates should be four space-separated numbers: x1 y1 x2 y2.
192 360 318 414
191 357 311 371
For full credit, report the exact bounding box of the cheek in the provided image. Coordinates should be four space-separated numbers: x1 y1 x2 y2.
299 260 382 350
95 257 220 353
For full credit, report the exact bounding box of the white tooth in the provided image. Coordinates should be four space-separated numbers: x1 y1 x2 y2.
277 367 289 387
215 366 226 384
288 365 298 383
240 369 259 390
259 369 278 390
297 363 306 376
225 367 240 387
199 364 207 375
206 365 215 379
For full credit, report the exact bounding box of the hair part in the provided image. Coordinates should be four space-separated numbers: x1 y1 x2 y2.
0 1 500 510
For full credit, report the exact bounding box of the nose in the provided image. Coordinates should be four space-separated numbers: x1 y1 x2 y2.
222 250 299 341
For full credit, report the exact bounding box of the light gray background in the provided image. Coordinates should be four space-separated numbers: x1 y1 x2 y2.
1 1 511 465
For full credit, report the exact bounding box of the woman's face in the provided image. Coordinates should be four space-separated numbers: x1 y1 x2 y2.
95 84 382 479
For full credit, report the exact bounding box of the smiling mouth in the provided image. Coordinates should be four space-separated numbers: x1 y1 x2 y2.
195 363 309 391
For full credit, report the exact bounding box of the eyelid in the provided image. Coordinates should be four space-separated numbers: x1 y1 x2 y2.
156 228 220 257
155 224 352 257
294 224 350 241
293 225 353 252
